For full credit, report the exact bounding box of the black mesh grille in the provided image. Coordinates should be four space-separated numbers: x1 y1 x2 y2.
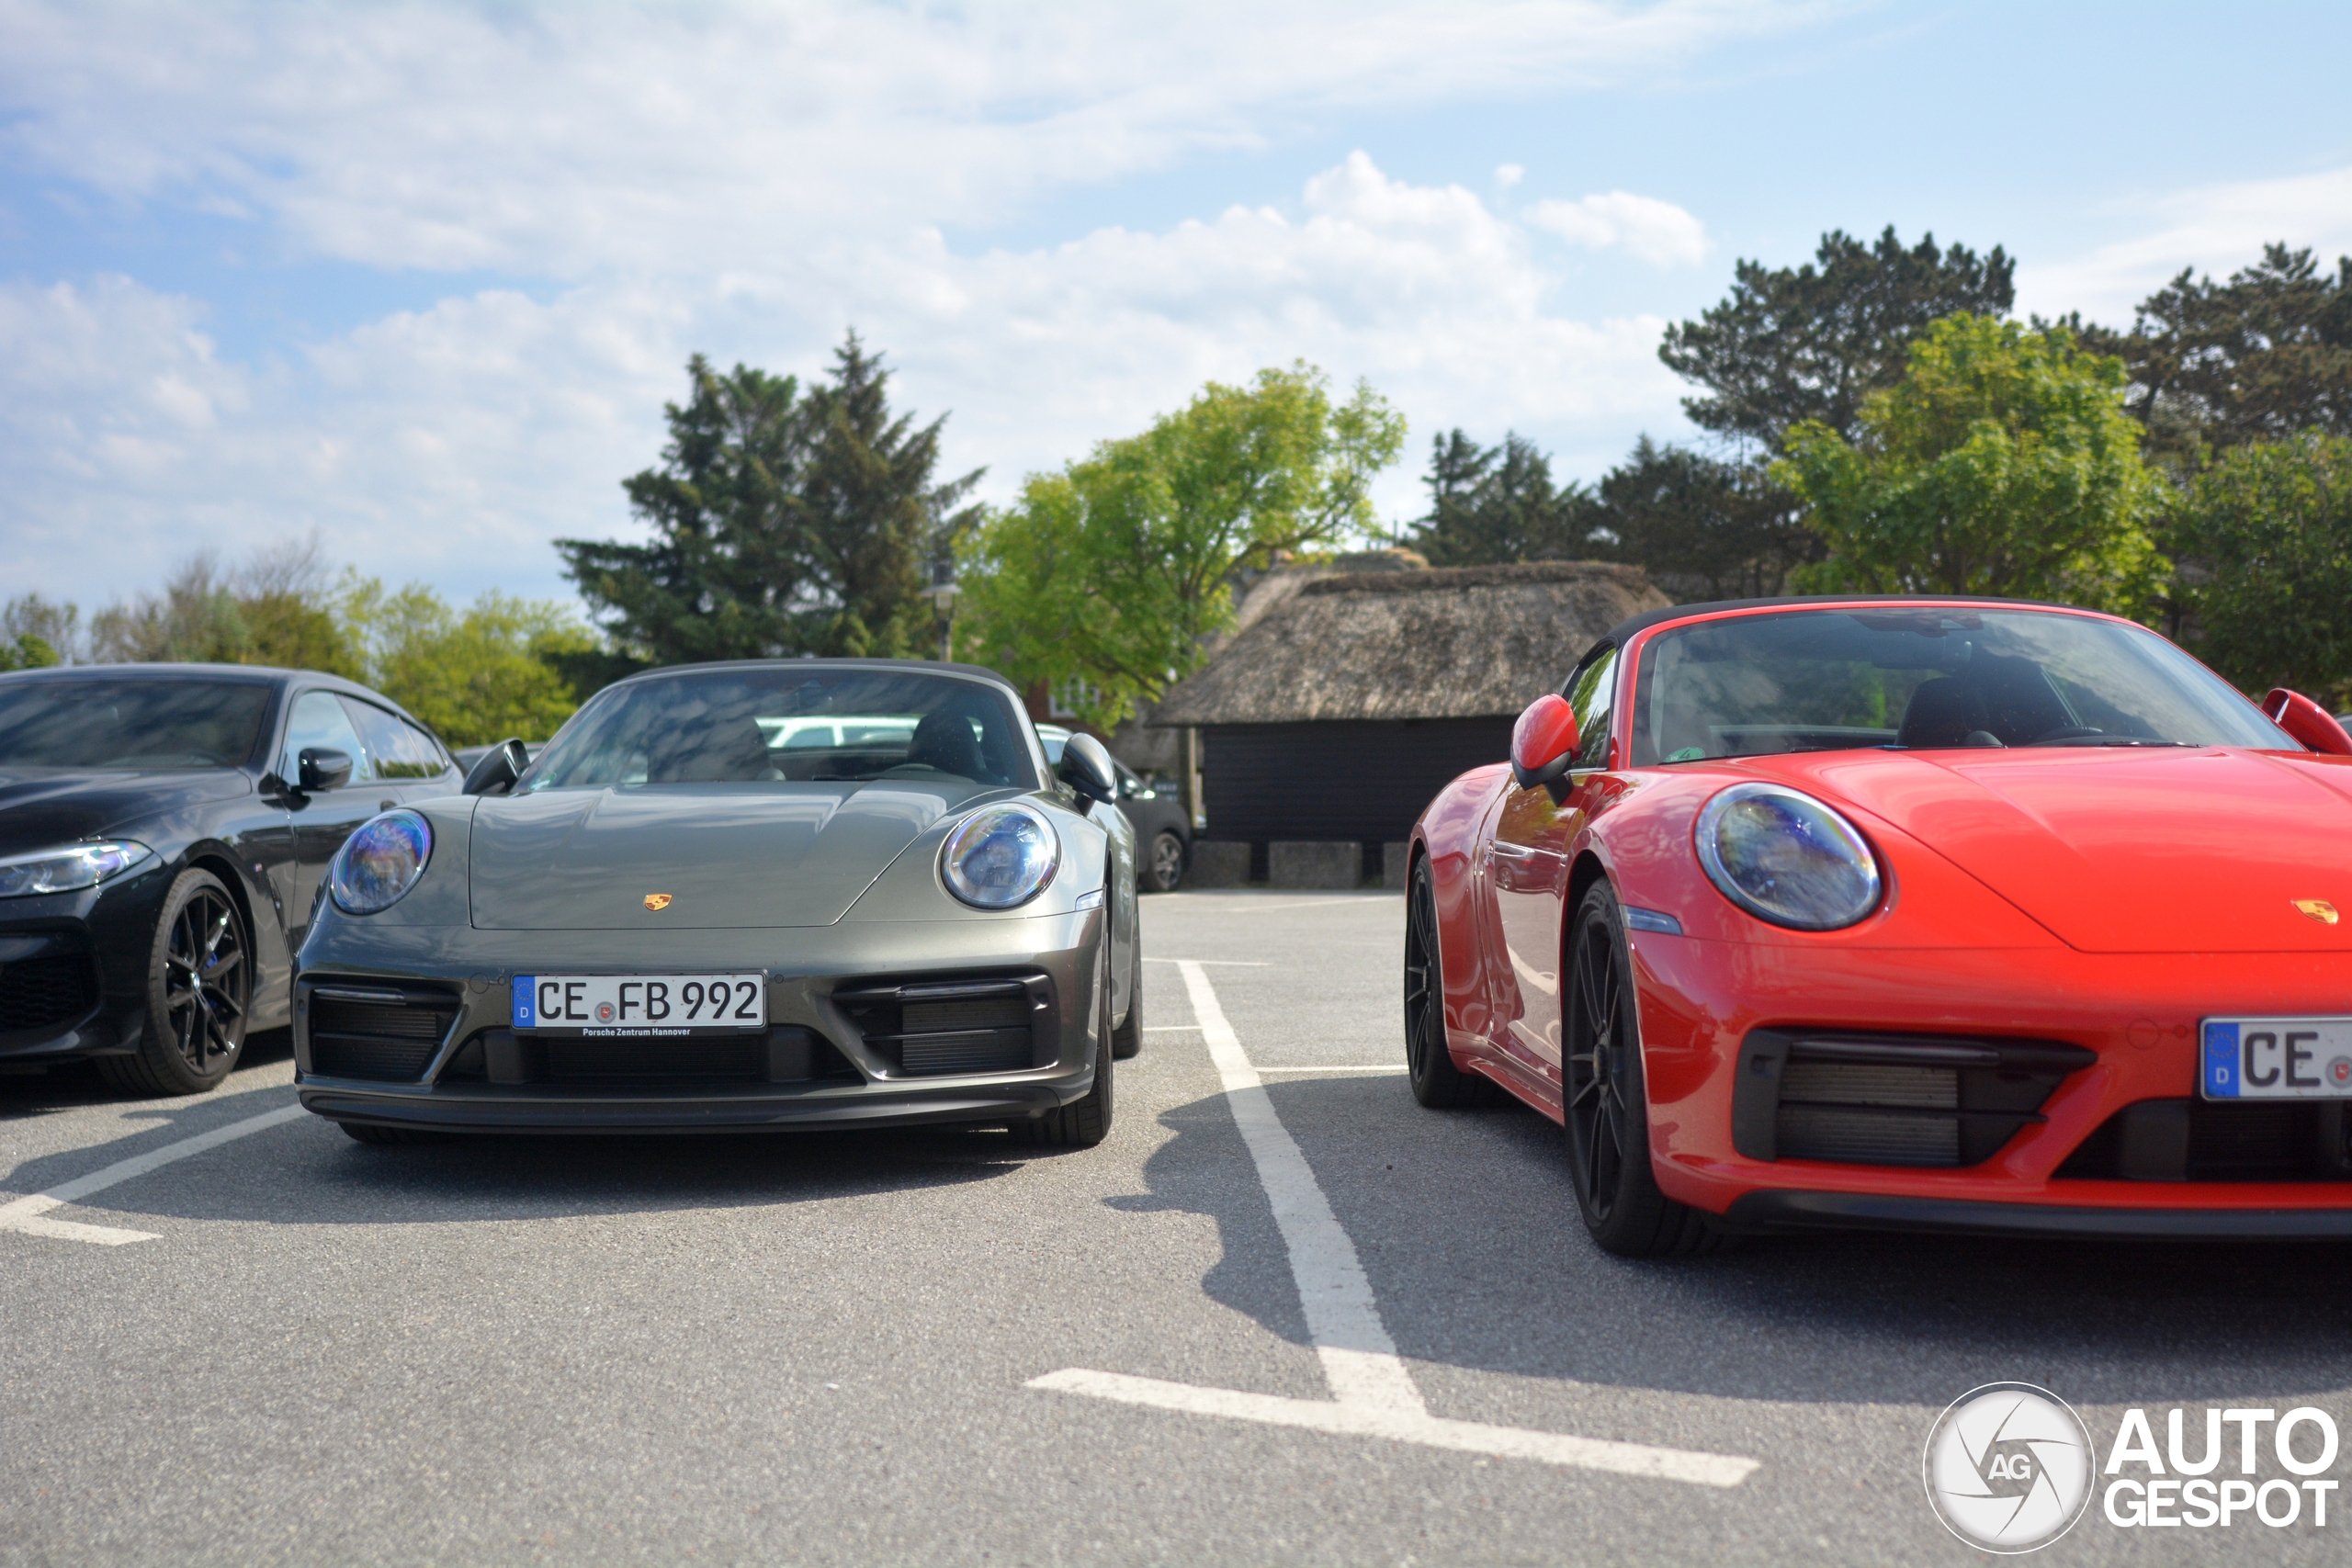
0 951 98 1033
545 1037 766 1082
1734 1032 2095 1169
308 991 458 1081
2058 1099 2352 1182
834 977 1046 1077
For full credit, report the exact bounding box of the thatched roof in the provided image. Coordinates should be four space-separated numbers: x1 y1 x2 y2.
1151 560 1668 726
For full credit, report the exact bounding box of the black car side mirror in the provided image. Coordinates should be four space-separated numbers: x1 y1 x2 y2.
1057 732 1117 807
463 738 532 796
298 747 353 793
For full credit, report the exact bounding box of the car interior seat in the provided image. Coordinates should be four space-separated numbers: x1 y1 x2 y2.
900 709 987 779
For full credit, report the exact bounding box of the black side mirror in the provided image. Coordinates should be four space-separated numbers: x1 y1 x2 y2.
298 747 353 793
1057 732 1117 807
463 738 532 796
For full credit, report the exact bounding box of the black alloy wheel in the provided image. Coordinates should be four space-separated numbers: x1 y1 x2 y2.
1563 882 1717 1257
1011 902 1115 1147
97 867 251 1098
1144 830 1186 893
1404 858 1494 1108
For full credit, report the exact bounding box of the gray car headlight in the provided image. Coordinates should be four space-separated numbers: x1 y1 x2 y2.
0 840 154 898
1695 783 1883 931
941 803 1060 909
329 810 434 915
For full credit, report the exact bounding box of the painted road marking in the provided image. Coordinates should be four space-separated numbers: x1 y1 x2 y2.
1257 1065 1409 1074
1030 962 1758 1487
0 1101 307 1246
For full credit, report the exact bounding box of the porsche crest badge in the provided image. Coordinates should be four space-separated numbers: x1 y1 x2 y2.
643 893 674 912
2294 898 2338 925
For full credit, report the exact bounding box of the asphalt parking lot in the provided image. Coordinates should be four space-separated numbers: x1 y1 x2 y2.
5 888 2350 1566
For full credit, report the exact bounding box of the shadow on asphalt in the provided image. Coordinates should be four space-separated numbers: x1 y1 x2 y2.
1125 1072 2352 1411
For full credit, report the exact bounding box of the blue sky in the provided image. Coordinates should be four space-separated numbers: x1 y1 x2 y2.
4 1 2350 622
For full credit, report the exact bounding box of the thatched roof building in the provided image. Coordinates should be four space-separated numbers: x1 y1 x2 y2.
1153 560 1668 875
1154 560 1665 727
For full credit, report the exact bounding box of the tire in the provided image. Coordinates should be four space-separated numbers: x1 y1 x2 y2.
1404 857 1497 1109
1563 882 1719 1258
95 867 252 1098
1112 931 1143 1059
1142 830 1185 894
1010 916 1115 1147
340 1122 455 1146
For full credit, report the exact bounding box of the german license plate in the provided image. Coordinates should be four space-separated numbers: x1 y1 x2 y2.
513 974 766 1034
2200 1018 2352 1100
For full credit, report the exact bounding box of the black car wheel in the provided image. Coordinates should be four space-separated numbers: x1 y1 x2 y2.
1011 913 1115 1147
96 867 251 1098
1142 830 1185 893
1112 932 1142 1059
1563 882 1716 1257
1405 858 1495 1108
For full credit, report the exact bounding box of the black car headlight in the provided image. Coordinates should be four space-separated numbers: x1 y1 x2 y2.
1694 783 1883 931
940 803 1060 909
329 810 434 916
0 840 153 898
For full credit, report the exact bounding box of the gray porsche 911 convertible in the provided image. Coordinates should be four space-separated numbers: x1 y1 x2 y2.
292 660 1139 1146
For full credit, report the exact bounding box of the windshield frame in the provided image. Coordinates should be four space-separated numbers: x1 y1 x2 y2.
1621 602 2294 767
515 660 1051 795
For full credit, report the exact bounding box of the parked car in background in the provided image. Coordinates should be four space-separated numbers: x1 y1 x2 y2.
0 663 461 1095
1036 724 1190 892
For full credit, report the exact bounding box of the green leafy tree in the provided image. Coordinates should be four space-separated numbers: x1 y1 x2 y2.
1775 314 2167 612
2079 244 2352 473
342 581 599 746
1408 430 1600 565
1661 226 2015 453
1 593 76 668
2166 432 2352 703
558 335 979 662
86 542 364 675
958 365 1406 728
1599 438 1815 599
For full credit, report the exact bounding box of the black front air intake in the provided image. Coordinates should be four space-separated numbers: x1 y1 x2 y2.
302 984 460 1081
831 976 1053 1077
2057 1098 2352 1182
0 945 99 1034
1733 1030 2096 1168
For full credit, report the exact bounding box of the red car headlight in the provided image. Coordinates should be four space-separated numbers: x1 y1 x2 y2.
1695 783 1883 931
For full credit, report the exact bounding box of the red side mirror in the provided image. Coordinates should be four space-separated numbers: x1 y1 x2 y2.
2262 688 2352 756
1510 694 1581 791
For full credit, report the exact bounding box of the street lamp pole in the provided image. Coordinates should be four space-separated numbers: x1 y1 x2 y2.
926 580 960 662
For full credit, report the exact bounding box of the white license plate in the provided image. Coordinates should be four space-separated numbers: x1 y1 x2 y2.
2201 1018 2352 1100
512 974 767 1034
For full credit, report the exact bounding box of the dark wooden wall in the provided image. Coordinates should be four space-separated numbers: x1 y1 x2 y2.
1199 718 1513 849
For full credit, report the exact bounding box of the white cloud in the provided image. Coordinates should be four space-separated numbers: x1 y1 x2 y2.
2017 164 2352 324
1525 191 1709 266
1496 163 1526 187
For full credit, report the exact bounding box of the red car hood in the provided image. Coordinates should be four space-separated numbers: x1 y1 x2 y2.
1751 748 2352 953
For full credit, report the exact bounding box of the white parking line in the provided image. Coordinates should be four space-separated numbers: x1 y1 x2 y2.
1256 1065 1408 1075
0 1100 307 1246
1030 963 1758 1487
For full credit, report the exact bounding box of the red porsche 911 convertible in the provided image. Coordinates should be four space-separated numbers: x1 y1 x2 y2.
1406 595 2352 1256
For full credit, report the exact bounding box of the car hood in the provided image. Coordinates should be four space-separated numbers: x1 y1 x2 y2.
0 767 249 856
467 781 1004 930
1755 748 2352 953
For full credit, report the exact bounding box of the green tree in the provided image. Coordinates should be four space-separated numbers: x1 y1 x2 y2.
1661 226 2015 452
2079 244 2352 473
1 593 76 668
557 334 979 662
1775 314 2167 611
342 581 599 746
958 364 1406 728
85 541 363 675
2166 432 2352 703
1599 438 1815 599
1408 430 1600 565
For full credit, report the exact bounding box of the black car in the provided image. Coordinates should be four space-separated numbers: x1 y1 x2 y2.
1036 724 1190 892
0 664 462 1095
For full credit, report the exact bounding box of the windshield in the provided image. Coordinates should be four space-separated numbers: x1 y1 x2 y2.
1629 608 2290 764
522 668 1041 791
0 678 272 770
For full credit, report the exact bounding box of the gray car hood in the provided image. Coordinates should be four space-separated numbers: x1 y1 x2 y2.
469 781 1000 931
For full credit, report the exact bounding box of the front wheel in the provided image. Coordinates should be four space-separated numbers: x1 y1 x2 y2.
96 867 251 1098
1142 830 1185 893
1563 883 1717 1257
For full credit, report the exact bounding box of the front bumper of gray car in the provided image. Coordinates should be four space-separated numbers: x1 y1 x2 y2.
292 908 1106 1134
